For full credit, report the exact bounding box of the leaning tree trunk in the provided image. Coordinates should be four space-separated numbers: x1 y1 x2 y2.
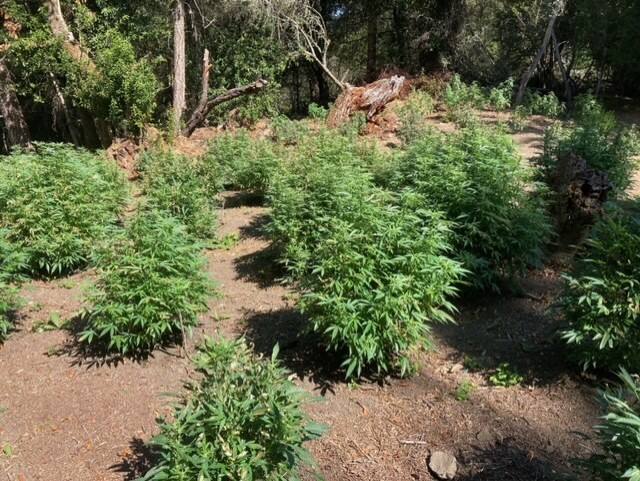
0 59 30 149
515 3 563 105
172 0 187 127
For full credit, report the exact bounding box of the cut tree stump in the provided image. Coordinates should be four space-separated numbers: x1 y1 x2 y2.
327 75 407 127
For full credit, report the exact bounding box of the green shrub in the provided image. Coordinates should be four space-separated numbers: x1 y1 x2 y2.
79 210 211 354
445 74 488 109
562 202 640 371
488 78 515 111
308 102 329 120
0 143 127 276
540 96 639 194
269 137 464 377
488 363 524 387
397 91 435 144
0 231 26 342
300 191 463 378
587 369 640 481
204 131 281 193
271 115 310 145
395 126 552 291
523 90 565 118
141 151 219 239
139 337 323 481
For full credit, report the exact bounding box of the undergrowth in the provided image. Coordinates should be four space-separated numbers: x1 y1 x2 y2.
0 143 127 276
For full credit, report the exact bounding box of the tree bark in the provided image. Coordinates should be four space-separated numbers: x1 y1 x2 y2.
0 59 30 149
183 79 269 136
515 4 562 105
366 6 379 82
173 0 187 126
45 0 95 71
551 29 572 104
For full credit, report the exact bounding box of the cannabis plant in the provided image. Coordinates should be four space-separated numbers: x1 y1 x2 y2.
141 150 219 239
0 143 127 276
79 211 211 354
540 95 639 195
562 202 640 372
138 337 324 481
396 126 552 291
0 231 26 343
204 131 281 193
269 136 464 377
588 369 640 481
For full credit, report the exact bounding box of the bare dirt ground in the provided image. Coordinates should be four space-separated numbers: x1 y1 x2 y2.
0 116 613 481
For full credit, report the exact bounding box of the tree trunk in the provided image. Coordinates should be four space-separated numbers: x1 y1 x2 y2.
173 0 187 126
515 6 561 105
551 29 572 104
0 59 30 149
45 0 95 71
366 6 379 82
392 5 408 69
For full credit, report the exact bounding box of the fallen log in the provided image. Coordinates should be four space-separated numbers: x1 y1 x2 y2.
327 75 407 127
553 152 612 229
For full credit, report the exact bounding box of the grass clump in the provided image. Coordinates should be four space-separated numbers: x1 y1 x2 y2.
204 131 281 193
269 135 464 378
541 95 639 194
308 102 329 120
586 369 640 481
444 74 487 110
395 126 552 291
139 337 324 481
79 210 211 355
562 202 640 372
0 143 127 276
141 151 219 239
523 90 565 118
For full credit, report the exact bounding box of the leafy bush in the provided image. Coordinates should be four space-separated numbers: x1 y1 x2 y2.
488 78 515 111
308 102 329 120
0 143 127 276
445 74 488 109
269 136 464 377
300 191 463 378
523 90 565 118
395 126 552 291
586 369 640 481
397 90 435 144
540 96 639 194
139 337 323 481
489 363 524 387
562 202 640 372
271 115 310 145
141 151 219 239
0 231 26 342
79 211 211 354
204 131 281 193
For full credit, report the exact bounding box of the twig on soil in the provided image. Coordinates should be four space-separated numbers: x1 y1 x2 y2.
399 439 428 446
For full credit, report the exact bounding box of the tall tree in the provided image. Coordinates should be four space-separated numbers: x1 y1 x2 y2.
0 59 30 149
172 0 187 126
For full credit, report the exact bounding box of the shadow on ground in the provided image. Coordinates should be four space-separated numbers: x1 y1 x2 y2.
110 437 157 481
242 307 344 395
434 272 581 387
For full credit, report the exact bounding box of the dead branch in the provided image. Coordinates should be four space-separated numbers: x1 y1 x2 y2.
183 79 269 136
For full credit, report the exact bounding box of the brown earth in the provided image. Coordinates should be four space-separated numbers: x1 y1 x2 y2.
0 115 618 481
